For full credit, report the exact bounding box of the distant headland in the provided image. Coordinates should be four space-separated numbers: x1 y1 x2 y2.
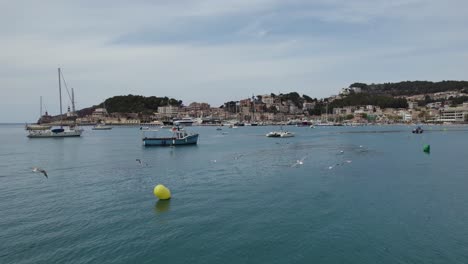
36 81 468 126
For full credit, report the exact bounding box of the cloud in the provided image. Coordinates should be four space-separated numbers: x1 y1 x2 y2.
1 0 468 121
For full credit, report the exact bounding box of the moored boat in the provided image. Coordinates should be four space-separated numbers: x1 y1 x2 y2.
266 131 281 137
92 124 112 130
27 68 82 138
28 127 82 138
173 117 194 127
142 127 198 146
412 126 424 134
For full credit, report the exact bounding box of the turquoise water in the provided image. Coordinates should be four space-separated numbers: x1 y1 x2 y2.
1 124 468 263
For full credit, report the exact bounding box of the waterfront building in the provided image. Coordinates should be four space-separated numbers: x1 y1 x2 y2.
438 107 468 122
157 105 180 117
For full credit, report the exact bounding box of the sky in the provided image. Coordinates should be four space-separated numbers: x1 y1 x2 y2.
2 0 468 122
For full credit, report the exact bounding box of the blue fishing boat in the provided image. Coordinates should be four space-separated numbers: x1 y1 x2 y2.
142 127 199 146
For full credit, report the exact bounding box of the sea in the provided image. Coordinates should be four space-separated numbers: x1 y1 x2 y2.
1 124 468 264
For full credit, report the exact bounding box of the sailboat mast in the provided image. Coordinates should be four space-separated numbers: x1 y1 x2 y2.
71 88 76 114
40 96 42 118
58 68 63 127
252 94 255 122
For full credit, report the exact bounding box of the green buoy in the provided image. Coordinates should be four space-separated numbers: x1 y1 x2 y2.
423 144 430 153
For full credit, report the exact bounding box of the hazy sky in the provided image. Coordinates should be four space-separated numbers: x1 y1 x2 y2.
2 0 468 122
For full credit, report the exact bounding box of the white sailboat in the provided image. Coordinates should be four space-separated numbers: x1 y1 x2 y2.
27 68 82 138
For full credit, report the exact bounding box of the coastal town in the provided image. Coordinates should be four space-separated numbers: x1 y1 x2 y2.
36 82 468 126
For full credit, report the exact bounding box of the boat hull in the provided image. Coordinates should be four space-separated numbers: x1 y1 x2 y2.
143 134 198 146
27 130 82 138
92 127 112 130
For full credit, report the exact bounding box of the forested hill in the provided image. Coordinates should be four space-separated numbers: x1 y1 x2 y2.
76 95 182 116
349 81 468 96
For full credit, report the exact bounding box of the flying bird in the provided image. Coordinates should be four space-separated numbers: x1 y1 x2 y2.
292 156 307 167
32 167 48 178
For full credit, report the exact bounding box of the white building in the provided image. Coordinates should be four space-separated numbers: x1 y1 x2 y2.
157 105 180 117
438 107 468 122
261 95 275 105
92 108 108 118
340 87 362 95
402 113 412 122
303 102 316 110
408 101 418 109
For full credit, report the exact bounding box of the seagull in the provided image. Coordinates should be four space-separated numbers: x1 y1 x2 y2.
328 166 334 170
136 159 148 166
32 167 48 178
292 156 307 167
339 150 344 154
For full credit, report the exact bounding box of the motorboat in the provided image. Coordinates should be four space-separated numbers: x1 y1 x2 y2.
412 126 424 134
92 124 112 130
173 117 194 127
266 131 281 137
142 126 198 146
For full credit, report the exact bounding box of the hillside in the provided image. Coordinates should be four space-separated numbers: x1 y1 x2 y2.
308 93 408 115
350 81 468 96
76 94 182 117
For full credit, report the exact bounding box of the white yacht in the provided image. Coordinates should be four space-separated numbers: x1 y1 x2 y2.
266 131 281 137
173 117 194 126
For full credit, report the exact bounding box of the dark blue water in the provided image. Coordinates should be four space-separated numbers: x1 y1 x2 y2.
1 124 468 264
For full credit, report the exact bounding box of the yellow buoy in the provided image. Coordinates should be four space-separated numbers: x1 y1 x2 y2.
154 184 171 200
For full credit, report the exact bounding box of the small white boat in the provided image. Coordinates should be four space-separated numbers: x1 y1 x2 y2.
27 68 82 138
173 117 194 127
266 131 281 137
315 122 335 126
92 124 112 130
